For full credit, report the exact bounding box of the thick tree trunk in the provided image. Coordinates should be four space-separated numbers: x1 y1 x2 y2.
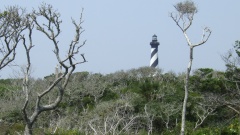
180 47 193 135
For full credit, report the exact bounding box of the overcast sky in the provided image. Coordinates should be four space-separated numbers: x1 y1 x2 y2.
0 0 239 78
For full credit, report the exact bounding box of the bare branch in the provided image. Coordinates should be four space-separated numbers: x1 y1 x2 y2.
170 13 184 32
227 105 240 114
192 27 212 47
21 14 35 135
194 104 216 129
0 6 28 70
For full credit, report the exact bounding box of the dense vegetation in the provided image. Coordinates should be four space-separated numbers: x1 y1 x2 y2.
1 43 240 134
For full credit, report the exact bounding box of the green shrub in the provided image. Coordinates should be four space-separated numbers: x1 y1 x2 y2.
100 89 119 101
0 123 24 135
221 119 240 135
193 127 221 135
2 110 23 123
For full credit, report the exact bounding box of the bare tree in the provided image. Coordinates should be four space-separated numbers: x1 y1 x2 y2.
192 94 218 130
20 4 86 135
0 6 27 71
170 1 211 134
220 42 240 117
87 100 139 135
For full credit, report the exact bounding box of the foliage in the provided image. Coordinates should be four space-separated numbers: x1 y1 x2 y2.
0 80 10 97
0 65 240 134
221 119 240 135
100 89 119 101
174 0 197 15
0 123 24 135
2 110 23 123
234 40 240 57
190 68 226 93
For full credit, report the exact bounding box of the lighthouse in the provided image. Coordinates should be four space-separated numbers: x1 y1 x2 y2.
150 34 160 68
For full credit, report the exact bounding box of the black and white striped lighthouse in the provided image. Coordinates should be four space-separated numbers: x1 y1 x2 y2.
150 34 160 68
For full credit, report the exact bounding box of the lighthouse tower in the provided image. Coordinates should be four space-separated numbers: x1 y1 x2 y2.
150 34 160 68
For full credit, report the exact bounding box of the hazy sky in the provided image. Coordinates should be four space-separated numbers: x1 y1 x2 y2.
0 0 239 78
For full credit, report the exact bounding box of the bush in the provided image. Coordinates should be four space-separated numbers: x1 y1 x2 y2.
221 119 240 135
0 123 24 135
2 110 23 123
100 89 119 101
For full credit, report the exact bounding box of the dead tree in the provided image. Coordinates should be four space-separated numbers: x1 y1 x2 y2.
21 4 86 135
0 6 27 71
170 1 211 134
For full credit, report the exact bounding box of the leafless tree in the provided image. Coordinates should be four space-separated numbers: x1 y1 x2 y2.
144 104 155 135
87 100 139 135
170 1 211 134
20 4 86 135
159 103 181 129
0 6 28 71
192 93 219 130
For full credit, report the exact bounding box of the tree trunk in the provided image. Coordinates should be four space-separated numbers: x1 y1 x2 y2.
180 47 193 135
24 124 33 135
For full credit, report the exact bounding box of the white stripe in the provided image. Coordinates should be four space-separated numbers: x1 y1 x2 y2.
150 53 158 66
151 48 155 53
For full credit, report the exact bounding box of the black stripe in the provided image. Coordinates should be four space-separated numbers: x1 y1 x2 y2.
151 48 158 58
150 58 158 67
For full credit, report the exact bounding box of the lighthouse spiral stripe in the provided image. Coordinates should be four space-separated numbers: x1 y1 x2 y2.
150 47 158 68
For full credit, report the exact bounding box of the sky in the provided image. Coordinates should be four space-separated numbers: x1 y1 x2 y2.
0 0 239 78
